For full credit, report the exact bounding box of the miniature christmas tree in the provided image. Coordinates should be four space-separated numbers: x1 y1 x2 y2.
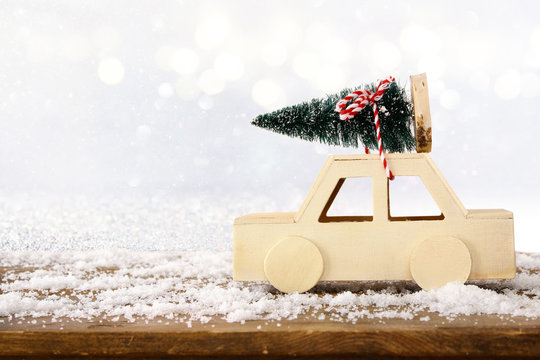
251 78 416 153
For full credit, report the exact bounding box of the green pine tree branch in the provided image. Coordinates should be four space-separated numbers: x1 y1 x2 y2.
251 82 415 153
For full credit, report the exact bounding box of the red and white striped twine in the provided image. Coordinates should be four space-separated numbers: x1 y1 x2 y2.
335 76 395 180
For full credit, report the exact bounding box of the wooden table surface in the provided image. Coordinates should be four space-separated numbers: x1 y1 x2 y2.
1 264 539 359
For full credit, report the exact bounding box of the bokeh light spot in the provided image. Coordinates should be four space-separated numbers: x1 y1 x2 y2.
128 177 140 187
61 34 91 63
272 18 302 47
198 95 214 110
252 78 286 110
418 54 446 80
520 71 540 98
315 64 344 93
214 53 244 81
527 26 540 68
400 26 441 55
198 69 226 95
136 125 152 139
93 26 121 50
98 58 125 85
25 35 54 62
469 71 490 92
171 48 199 76
158 83 175 98
292 52 320 79
155 45 176 70
371 41 401 73
530 26 540 52
322 36 351 64
457 34 495 70
494 69 521 100
260 43 288 67
176 77 200 101
429 79 446 97
440 89 461 110
196 13 230 49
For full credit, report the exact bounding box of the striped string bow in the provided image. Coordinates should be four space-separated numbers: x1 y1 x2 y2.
335 76 396 180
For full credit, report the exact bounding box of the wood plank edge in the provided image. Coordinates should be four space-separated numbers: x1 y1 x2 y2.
0 329 539 357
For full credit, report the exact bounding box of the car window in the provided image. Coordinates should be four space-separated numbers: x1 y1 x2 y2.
388 176 444 221
319 177 373 222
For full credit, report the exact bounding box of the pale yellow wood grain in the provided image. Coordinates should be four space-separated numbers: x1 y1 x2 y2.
466 209 513 219
233 154 515 292
410 236 472 290
235 212 296 225
263 236 324 293
410 73 432 153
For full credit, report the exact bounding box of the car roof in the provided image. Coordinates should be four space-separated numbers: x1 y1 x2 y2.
328 153 428 162
294 153 467 222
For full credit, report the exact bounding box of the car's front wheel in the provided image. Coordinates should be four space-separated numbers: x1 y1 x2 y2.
410 236 471 291
263 236 324 293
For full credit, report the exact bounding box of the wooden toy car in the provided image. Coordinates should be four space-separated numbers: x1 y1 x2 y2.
233 153 515 292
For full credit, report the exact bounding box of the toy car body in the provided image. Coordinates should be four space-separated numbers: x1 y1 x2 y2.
233 154 515 292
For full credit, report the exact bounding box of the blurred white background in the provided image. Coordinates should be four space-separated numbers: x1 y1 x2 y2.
0 0 539 251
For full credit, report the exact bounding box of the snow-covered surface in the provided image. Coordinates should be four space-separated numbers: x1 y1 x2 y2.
0 194 539 325
0 193 284 251
1 250 539 325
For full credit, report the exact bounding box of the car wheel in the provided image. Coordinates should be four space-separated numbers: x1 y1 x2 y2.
263 236 324 293
410 236 471 291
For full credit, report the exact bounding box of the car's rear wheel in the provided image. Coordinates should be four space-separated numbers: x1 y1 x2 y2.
263 236 324 293
410 236 471 291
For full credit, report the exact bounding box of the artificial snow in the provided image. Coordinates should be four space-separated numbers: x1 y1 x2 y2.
0 250 539 324
0 194 538 325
